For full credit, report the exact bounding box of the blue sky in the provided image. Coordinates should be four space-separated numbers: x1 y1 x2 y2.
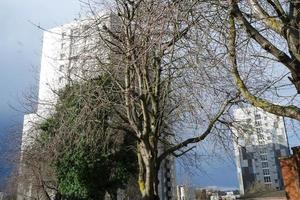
0 0 80 186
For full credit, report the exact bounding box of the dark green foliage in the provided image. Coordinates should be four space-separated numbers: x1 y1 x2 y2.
40 75 137 200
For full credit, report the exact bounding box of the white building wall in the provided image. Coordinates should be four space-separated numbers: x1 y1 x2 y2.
20 113 39 151
18 17 108 200
36 27 69 116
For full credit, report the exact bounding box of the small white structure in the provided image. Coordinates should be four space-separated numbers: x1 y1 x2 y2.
210 192 219 200
220 191 236 200
176 185 186 200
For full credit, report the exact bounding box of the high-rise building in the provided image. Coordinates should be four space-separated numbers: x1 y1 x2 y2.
18 14 175 200
233 107 290 195
159 156 176 200
18 18 104 200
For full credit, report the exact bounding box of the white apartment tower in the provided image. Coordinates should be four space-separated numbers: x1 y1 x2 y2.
18 15 175 200
233 107 290 195
18 17 107 200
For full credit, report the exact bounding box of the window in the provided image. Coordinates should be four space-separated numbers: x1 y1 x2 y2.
256 128 262 133
59 65 64 72
61 42 65 49
263 169 270 175
255 114 261 120
262 162 269 168
60 53 65 60
62 32 66 39
275 179 278 183
255 121 262 126
260 148 267 154
259 140 264 145
274 121 279 128
258 134 264 140
264 176 271 183
260 155 268 161
58 77 63 83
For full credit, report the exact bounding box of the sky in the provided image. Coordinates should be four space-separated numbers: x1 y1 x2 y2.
3 0 300 192
0 0 81 186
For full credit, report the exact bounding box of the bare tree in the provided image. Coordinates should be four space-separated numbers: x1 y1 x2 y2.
76 1 237 199
227 0 300 120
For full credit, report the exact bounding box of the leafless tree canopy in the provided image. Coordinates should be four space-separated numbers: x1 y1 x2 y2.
73 1 239 199
225 0 300 121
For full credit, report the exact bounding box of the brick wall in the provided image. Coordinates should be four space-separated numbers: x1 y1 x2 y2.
279 146 300 200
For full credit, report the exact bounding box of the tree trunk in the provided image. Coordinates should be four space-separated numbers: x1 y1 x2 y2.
138 142 160 200
290 68 300 94
108 190 118 200
54 192 62 200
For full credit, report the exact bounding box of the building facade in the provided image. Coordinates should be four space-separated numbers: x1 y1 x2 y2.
18 15 175 200
233 107 290 195
18 18 105 200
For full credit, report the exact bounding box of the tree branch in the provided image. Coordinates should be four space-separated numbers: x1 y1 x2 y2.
157 98 231 164
229 10 300 122
248 0 284 35
265 0 286 21
231 1 296 72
